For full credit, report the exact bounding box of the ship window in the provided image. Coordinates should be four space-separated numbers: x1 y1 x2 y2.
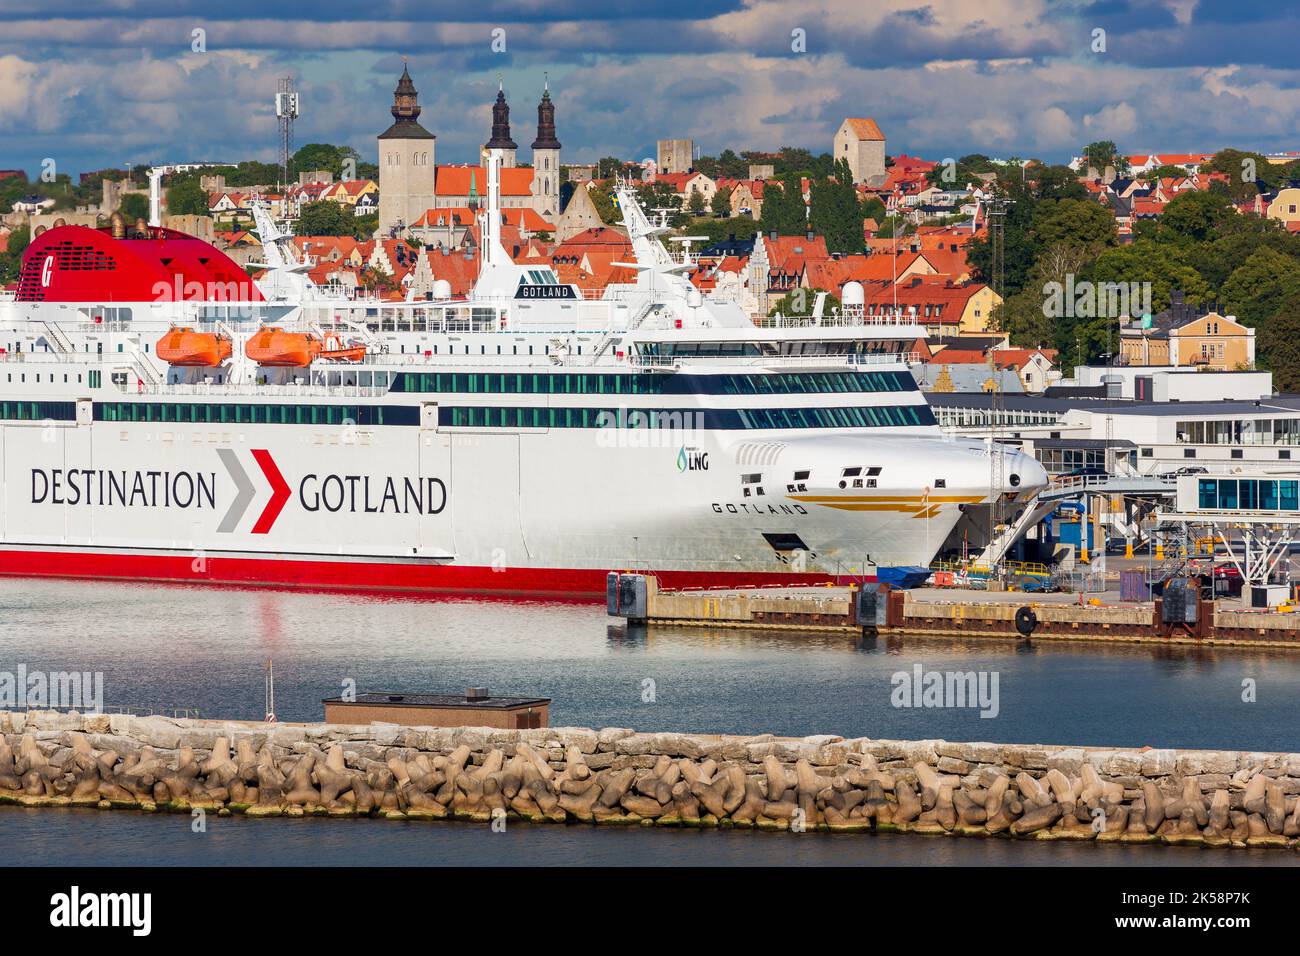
1217 480 1238 509
793 470 810 480
1283 481 1300 510
867 467 881 475
841 467 862 477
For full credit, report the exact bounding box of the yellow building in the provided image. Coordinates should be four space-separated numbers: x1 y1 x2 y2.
1121 309 1254 369
1170 312 1254 369
1266 187 1300 226
860 280 1001 335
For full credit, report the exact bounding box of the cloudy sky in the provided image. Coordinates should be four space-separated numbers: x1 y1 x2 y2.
1 0 1298 179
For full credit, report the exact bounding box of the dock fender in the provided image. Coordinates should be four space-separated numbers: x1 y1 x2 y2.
1015 606 1038 637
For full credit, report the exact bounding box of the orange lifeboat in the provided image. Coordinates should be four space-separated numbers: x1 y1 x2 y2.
245 327 322 367
319 333 367 363
156 327 232 367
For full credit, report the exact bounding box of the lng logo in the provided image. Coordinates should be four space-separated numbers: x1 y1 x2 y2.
217 448 289 534
676 446 708 473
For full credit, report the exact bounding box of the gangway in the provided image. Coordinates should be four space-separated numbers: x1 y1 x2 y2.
1156 473 1300 604
973 497 1057 568
1038 473 1176 503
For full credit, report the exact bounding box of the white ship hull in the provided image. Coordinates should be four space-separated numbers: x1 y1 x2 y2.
3 409 1028 597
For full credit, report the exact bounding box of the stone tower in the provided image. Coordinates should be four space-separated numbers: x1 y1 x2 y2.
832 118 886 186
377 64 436 236
556 182 602 242
483 80 518 169
530 80 562 221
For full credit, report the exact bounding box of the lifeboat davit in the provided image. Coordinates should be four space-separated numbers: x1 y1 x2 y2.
156 327 232 367
245 327 322 367
319 333 367 363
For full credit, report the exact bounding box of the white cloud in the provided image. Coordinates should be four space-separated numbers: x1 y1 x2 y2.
0 56 38 124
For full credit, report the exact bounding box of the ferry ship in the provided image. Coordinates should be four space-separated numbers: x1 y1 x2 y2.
0 157 1046 597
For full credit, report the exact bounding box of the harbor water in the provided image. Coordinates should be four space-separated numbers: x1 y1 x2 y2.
2 577 1299 865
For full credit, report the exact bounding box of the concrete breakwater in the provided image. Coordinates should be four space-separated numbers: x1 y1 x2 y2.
3 709 1300 849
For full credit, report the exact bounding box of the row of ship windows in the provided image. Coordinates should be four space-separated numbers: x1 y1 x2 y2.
0 402 934 431
0 401 76 421
438 405 935 430
94 403 421 426
392 371 916 396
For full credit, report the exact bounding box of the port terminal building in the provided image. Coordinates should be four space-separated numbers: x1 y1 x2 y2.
928 367 1300 478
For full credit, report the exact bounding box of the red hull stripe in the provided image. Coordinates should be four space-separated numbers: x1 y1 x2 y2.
0 549 875 599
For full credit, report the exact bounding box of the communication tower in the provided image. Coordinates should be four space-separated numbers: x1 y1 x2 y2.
275 76 300 192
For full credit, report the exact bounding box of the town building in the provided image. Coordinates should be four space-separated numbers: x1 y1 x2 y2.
377 64 437 235
657 139 694 175
833 118 886 186
529 82 562 221
1119 293 1255 370
378 69 563 236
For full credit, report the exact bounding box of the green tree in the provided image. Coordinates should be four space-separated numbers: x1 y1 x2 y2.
1032 197 1116 251
119 193 150 223
1027 163 1088 201
711 186 732 217
1180 216 1300 293
1156 190 1235 244
1219 246 1300 328
1090 241 1210 314
808 160 866 254
595 157 626 179
688 190 706 216
995 292 1055 349
166 178 209 217
296 199 355 236
758 177 806 236
291 143 345 178
1081 140 1126 176
1260 290 1300 391
1143 164 1192 181
1205 149 1280 202
589 180 619 223
7 225 31 256
224 161 285 187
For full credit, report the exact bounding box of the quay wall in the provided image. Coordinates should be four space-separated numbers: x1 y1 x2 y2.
628 577 1300 647
3 710 1300 848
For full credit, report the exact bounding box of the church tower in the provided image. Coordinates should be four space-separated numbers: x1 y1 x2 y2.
482 80 518 169
377 64 436 237
530 78 561 221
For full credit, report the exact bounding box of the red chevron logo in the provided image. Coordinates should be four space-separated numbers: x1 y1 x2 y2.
250 449 290 534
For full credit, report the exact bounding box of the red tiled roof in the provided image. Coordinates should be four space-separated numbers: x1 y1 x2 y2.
844 117 884 141
435 165 533 197
764 235 829 273
858 280 990 325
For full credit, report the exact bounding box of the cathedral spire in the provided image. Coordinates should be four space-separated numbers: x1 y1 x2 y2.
531 81 561 151
485 79 517 151
379 63 433 140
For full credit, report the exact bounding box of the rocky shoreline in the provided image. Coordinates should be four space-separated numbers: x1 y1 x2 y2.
3 710 1299 849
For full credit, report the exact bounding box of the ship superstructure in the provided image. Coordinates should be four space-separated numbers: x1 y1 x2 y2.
0 156 1046 596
